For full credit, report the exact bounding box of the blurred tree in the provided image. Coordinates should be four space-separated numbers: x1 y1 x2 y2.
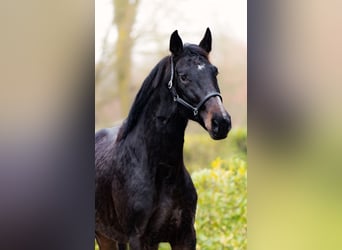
95 0 246 129
113 0 140 116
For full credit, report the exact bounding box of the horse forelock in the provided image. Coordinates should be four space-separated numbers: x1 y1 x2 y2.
182 44 209 59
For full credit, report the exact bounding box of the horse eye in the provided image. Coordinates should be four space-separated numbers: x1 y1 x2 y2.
179 74 188 83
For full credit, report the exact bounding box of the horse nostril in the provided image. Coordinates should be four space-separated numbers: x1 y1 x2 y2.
211 115 232 139
212 118 220 134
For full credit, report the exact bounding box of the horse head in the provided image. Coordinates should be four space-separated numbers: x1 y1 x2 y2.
168 28 231 140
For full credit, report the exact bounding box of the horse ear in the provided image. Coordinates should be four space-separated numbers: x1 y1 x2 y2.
199 27 212 53
170 30 183 56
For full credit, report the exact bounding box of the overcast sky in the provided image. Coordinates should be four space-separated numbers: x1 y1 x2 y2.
95 0 246 62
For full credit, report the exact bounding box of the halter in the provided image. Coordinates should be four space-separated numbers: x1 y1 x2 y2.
168 56 222 116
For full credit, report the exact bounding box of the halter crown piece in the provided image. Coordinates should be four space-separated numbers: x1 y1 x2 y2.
168 56 222 116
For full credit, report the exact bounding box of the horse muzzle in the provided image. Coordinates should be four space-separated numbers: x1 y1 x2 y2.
209 113 231 139
201 96 232 140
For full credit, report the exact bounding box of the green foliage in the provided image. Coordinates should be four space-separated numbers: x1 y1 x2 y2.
184 128 247 173
229 128 247 155
193 157 247 250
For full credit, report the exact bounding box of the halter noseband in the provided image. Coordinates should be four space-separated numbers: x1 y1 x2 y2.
168 56 222 116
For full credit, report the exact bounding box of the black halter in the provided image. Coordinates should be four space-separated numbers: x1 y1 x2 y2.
168 56 222 116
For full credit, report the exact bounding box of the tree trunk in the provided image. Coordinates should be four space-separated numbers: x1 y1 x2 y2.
113 0 139 116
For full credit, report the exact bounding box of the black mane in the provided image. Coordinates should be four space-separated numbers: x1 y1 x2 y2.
117 45 208 141
117 56 170 141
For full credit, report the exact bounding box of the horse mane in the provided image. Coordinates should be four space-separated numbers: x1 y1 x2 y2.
116 45 208 141
117 56 170 141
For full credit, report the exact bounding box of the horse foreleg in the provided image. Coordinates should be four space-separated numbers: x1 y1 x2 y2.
171 243 196 250
118 243 127 250
129 237 159 250
170 226 196 250
128 235 144 250
95 232 120 250
146 244 159 250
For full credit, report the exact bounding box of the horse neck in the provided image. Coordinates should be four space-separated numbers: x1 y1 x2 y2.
149 84 187 137
130 84 188 165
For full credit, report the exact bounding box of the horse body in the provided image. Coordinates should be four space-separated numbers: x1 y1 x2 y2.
95 86 197 249
95 29 231 250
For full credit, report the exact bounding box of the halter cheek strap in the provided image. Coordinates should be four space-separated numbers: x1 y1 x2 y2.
168 56 222 116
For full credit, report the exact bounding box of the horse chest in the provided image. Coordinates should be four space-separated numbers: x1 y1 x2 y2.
146 195 184 241
156 193 181 223
145 176 197 241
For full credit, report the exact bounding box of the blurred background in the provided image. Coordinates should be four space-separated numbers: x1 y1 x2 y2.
95 0 246 129
95 0 247 249
248 1 342 250
4 1 342 250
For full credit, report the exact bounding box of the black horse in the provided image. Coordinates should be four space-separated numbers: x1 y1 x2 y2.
95 28 231 250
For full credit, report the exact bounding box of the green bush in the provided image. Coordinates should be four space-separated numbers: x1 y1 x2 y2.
184 128 247 173
192 157 247 250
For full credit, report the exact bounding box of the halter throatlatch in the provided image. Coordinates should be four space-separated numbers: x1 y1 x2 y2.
168 56 222 116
